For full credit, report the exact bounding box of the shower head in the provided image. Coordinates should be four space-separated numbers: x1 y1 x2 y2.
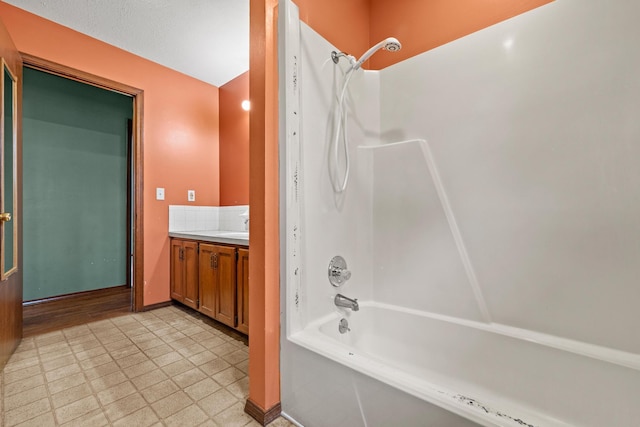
353 37 402 70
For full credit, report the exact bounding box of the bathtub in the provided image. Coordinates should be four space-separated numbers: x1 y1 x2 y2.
289 301 640 427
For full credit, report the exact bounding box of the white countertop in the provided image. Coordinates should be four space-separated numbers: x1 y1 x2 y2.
169 230 249 246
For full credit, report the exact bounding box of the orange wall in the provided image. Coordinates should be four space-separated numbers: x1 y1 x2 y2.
1 3 220 306
219 71 250 206
370 0 553 69
293 0 371 64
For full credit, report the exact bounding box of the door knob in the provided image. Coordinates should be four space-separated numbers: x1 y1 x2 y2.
0 212 11 222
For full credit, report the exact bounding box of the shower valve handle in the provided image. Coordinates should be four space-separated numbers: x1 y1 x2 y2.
328 256 351 287
331 267 351 281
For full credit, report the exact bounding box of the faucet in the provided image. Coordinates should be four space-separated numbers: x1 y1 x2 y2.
334 294 359 311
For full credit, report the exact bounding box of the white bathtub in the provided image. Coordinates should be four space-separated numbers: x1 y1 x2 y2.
289 302 640 427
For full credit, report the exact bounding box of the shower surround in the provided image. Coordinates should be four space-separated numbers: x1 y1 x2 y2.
279 0 640 425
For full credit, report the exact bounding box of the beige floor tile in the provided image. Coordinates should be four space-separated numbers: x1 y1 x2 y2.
14 411 57 427
5 374 45 396
5 397 51 426
153 351 183 367
177 342 207 358
151 390 194 419
162 359 195 377
69 337 102 352
54 395 100 424
14 339 36 353
226 377 250 399
47 372 86 395
236 359 249 374
199 336 227 349
62 325 92 339
4 385 48 411
188 350 218 366
172 367 208 388
44 363 81 382
96 332 128 345
130 332 157 343
197 420 220 427
96 380 137 405
73 345 107 361
79 352 113 370
184 377 221 402
115 351 149 369
7 349 38 363
59 408 109 427
136 337 165 351
131 369 169 390
123 360 158 378
107 345 140 361
198 388 238 417
222 349 249 365
212 401 253 427
212 367 246 387
51 383 93 409
112 406 160 427
140 378 180 403
120 326 150 338
83 361 121 381
3 364 42 384
164 403 209 427
104 338 134 352
38 342 71 357
269 416 296 427
199 358 231 376
90 370 128 393
210 343 239 357
143 342 175 359
161 331 187 343
3 356 40 373
104 392 148 422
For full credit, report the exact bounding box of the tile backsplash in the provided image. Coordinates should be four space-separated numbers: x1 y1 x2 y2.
169 205 249 232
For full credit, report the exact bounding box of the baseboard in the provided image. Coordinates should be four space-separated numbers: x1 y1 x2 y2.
23 284 130 307
142 300 173 311
244 399 281 426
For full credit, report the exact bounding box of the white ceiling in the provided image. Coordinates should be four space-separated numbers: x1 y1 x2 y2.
5 0 249 87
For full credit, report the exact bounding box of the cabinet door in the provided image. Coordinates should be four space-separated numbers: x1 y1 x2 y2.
182 241 199 310
236 248 249 335
170 239 185 302
198 243 216 318
215 245 237 327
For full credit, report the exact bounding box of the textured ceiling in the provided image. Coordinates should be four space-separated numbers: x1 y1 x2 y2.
5 0 249 87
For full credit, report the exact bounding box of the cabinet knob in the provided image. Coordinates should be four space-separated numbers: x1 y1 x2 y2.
0 212 11 222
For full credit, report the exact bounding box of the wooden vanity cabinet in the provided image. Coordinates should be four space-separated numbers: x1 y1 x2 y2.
171 238 248 334
170 239 199 310
236 248 250 335
200 244 237 328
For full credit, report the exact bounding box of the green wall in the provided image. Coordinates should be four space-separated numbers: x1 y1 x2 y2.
23 68 132 301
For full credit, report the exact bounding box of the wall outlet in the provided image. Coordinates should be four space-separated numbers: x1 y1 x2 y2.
188 190 196 202
156 188 165 200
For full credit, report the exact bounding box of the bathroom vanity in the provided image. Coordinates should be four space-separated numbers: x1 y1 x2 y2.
169 231 249 335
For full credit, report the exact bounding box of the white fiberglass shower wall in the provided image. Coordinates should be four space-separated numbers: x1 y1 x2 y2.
280 1 640 426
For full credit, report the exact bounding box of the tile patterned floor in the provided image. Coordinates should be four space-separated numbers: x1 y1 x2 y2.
0 305 294 427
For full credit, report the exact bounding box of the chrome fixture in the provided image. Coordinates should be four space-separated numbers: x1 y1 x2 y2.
329 37 402 194
328 256 352 287
335 294 359 311
339 318 350 334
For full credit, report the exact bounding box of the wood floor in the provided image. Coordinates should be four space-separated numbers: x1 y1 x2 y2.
22 285 132 338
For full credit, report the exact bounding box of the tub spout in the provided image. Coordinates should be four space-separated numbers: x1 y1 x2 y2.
335 294 359 311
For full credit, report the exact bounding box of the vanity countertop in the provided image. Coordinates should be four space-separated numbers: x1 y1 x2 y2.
169 230 249 246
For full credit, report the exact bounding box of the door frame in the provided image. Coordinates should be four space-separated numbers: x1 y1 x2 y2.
22 53 145 312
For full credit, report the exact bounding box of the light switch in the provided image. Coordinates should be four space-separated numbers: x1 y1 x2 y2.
188 190 195 202
156 188 165 200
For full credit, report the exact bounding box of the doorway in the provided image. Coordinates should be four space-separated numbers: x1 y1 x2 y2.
20 55 144 320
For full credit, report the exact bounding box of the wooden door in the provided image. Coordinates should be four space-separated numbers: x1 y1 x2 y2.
236 248 249 335
198 243 216 318
215 245 237 328
182 241 199 310
170 239 185 302
0 18 22 369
